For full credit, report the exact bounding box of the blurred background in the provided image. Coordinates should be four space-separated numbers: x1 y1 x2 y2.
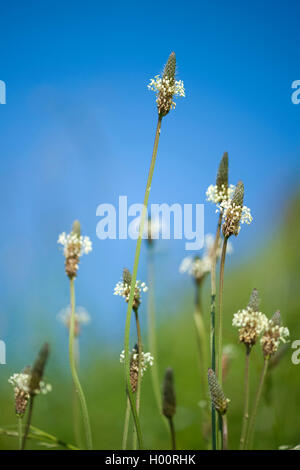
0 0 299 450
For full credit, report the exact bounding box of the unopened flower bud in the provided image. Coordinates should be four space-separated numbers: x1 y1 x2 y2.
29 343 50 396
162 368 176 419
208 368 229 415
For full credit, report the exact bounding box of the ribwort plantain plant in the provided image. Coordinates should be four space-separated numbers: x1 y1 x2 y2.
58 220 93 449
122 51 185 449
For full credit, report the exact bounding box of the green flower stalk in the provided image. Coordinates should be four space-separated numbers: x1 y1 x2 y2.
19 343 51 450
206 151 229 449
232 288 268 449
208 368 229 450
58 220 93 449
123 52 185 449
246 311 289 449
162 368 177 450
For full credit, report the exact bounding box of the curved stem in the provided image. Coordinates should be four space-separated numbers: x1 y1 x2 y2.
240 348 251 449
69 279 93 450
21 395 34 450
217 236 228 385
210 213 222 450
123 115 162 449
122 396 131 450
246 358 269 449
73 337 83 448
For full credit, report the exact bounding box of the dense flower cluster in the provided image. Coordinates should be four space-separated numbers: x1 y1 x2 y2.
260 319 289 357
57 305 90 336
120 349 154 375
232 308 269 347
114 278 148 311
58 227 92 279
148 75 185 115
206 184 236 205
179 234 233 282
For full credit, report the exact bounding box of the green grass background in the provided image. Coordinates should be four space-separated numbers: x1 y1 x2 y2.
1 196 299 450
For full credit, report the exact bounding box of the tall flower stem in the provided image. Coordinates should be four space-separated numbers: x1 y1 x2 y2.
239 347 251 450
194 281 208 399
122 396 131 450
147 245 161 414
123 115 162 449
21 395 34 450
69 279 93 450
18 417 23 450
217 236 228 384
133 309 143 450
246 357 269 449
210 213 222 450
73 337 83 448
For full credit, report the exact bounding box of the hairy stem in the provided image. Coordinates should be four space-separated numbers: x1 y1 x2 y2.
240 347 251 450
210 213 222 450
69 279 93 450
123 115 162 449
246 357 269 449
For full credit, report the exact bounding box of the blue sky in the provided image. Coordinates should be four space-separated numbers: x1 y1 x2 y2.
0 1 299 359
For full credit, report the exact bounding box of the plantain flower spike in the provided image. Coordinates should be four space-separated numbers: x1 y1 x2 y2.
208 368 229 415
216 152 229 194
148 52 185 117
162 367 176 419
29 343 50 396
248 288 260 312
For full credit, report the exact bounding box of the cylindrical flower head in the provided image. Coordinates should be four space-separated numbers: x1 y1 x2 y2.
208 368 229 415
29 343 50 396
162 367 176 419
248 288 260 312
14 388 29 417
272 310 281 326
123 268 132 286
163 52 176 82
216 152 229 193
222 181 245 238
72 220 81 237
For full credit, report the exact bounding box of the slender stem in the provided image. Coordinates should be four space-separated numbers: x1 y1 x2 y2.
246 357 269 450
221 414 228 450
73 337 83 448
21 395 34 450
147 245 161 411
168 417 176 450
194 281 208 398
123 115 163 449
122 396 131 450
18 417 23 450
217 236 228 385
210 213 222 450
133 309 143 450
69 279 93 450
239 347 251 450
